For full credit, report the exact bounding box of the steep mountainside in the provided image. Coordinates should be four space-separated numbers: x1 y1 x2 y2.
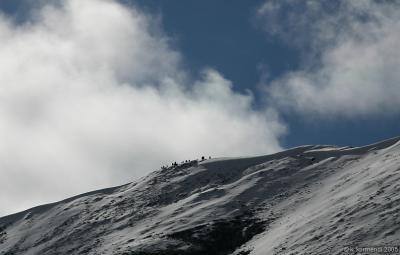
1 137 400 255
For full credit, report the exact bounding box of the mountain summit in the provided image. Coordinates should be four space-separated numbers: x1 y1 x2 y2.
1 137 400 255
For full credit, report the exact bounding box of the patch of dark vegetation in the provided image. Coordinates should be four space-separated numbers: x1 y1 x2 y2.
0 225 7 244
171 218 264 255
124 212 266 255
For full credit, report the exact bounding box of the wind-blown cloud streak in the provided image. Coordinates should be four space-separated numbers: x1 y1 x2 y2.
258 0 400 117
0 0 285 216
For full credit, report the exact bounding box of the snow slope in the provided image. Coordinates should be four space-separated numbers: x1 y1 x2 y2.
1 137 400 255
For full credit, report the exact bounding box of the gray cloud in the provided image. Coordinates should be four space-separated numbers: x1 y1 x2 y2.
0 0 285 215
258 0 400 117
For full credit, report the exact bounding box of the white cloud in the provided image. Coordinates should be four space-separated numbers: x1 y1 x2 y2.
0 0 285 215
259 0 400 117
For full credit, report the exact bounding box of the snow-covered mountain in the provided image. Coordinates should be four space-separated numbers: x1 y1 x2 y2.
1 137 400 255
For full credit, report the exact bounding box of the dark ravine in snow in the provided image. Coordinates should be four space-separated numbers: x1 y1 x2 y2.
1 137 400 255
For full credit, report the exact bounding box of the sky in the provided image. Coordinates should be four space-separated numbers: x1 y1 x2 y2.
0 0 399 215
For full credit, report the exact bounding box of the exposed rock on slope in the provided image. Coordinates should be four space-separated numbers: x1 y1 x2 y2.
1 137 400 255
